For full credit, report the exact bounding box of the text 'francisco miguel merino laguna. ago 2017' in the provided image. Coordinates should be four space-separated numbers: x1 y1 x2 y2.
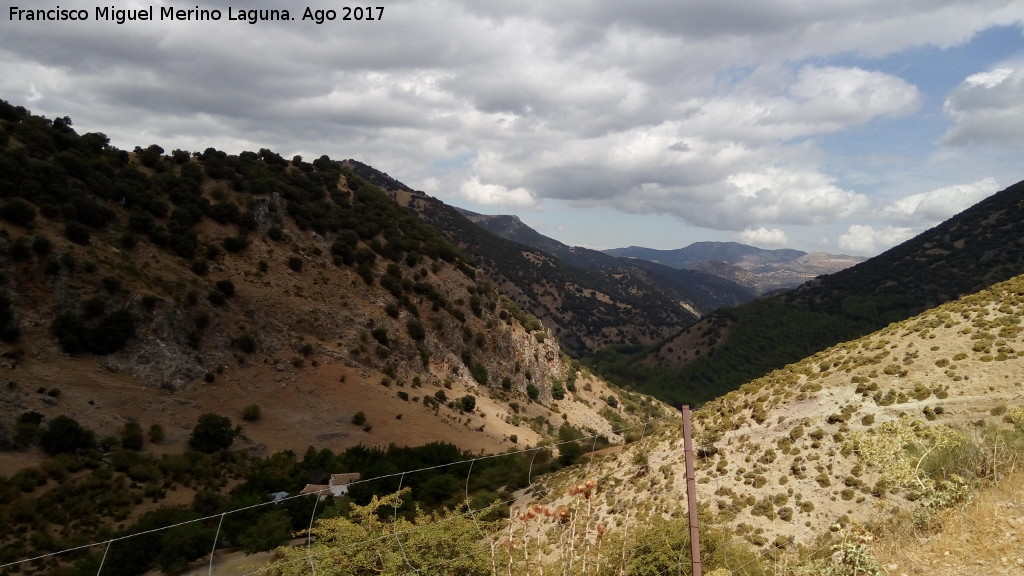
9 6 384 25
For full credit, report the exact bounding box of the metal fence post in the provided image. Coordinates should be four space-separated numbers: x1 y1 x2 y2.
682 405 702 576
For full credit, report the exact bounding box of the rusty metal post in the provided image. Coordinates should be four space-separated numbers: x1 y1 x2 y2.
682 405 702 576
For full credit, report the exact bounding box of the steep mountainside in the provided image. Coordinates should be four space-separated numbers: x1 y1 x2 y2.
0 101 654 465
606 241 864 294
461 210 755 312
604 180 1024 406
529 272 1024 559
345 161 722 356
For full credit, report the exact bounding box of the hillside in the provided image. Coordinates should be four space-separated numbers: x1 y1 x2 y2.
601 180 1024 407
517 272 1024 571
460 210 755 312
0 100 656 464
345 160 722 356
605 242 864 294
245 273 1024 576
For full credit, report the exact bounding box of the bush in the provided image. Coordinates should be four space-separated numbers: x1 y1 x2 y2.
40 416 96 455
121 420 144 451
90 310 136 354
64 221 91 244
191 258 209 275
0 197 36 227
207 289 227 306
242 404 261 422
287 256 303 272
50 310 135 355
31 235 51 256
352 411 367 426
231 333 256 353
470 362 488 385
0 292 19 342
148 424 165 444
188 413 236 453
406 319 425 340
558 441 583 466
551 380 565 400
222 235 249 253
238 510 292 553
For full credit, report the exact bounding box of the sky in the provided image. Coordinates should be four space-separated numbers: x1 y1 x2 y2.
2 1 1024 256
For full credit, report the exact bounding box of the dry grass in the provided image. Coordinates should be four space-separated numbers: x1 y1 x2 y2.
874 471 1024 576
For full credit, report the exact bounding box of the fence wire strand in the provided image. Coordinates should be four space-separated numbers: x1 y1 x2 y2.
3 414 723 576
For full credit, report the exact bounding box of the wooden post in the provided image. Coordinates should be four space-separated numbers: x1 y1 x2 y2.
682 405 702 576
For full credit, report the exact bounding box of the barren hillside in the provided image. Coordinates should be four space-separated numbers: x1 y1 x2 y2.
516 273 1024 568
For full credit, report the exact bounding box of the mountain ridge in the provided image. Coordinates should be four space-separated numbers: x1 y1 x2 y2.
0 100 653 466
605 241 865 294
344 160 753 357
613 177 1024 407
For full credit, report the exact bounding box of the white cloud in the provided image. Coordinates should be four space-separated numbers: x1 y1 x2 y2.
964 67 1014 88
881 178 1000 224
720 167 870 226
735 227 789 247
0 1 1020 255
943 64 1024 146
459 177 537 208
838 224 916 256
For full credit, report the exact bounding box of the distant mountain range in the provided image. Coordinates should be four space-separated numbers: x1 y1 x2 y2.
605 242 865 294
593 178 1024 406
451 209 863 296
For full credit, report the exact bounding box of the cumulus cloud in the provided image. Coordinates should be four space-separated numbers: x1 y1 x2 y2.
0 0 1020 256
685 66 920 143
943 64 1024 146
735 227 789 247
881 178 1000 224
838 224 916 256
459 177 537 208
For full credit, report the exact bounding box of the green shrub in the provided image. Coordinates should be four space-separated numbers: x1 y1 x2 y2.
551 380 565 400
120 420 144 451
222 235 249 253
0 197 37 226
470 362 488 385
64 221 90 244
242 404 261 422
231 333 256 353
188 413 236 453
51 310 136 355
40 416 96 455
352 411 367 426
148 424 165 444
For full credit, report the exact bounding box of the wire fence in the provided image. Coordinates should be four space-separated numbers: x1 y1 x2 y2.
2 415 699 574
3 406 946 576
